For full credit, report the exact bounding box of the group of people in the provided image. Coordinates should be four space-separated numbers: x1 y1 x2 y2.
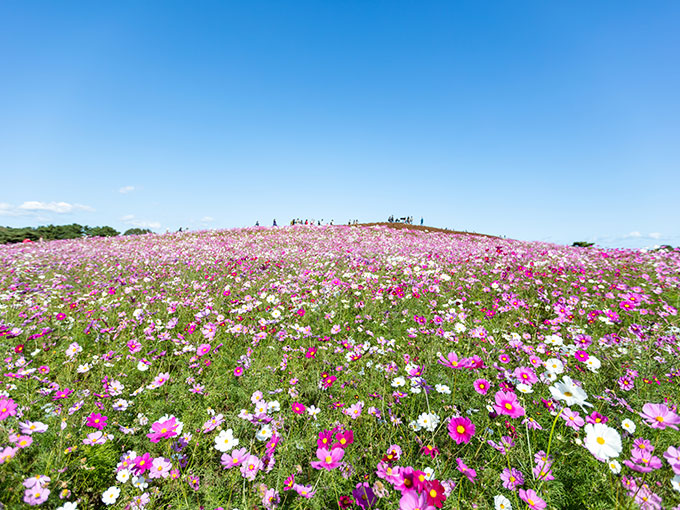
262 219 334 227
388 216 423 225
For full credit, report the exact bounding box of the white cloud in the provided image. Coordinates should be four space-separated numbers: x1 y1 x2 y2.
121 214 160 230
0 203 17 216
119 185 135 194
649 232 662 239
201 216 214 223
0 201 94 215
625 231 642 238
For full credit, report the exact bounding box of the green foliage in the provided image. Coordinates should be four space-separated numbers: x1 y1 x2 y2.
0 223 121 244
124 228 152 236
572 241 594 247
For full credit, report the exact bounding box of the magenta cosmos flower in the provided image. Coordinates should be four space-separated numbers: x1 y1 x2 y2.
473 379 491 395
310 447 344 471
291 402 306 415
197 343 211 357
640 403 680 430
86 412 108 430
448 416 476 444
493 391 525 418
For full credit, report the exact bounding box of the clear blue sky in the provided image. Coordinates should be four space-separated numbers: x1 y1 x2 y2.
1 1 678 248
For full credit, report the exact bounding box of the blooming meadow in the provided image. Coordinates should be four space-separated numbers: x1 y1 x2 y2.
1 225 679 509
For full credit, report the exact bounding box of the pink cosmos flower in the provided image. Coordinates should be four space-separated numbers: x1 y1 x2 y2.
82 431 109 445
310 447 344 471
519 488 547 510
233 366 244 377
86 412 108 430
561 408 585 430
22 475 51 489
501 467 524 491
400 490 435 510
640 403 680 430
147 417 179 442
13 435 33 449
240 454 262 480
456 458 477 483
291 402 306 415
294 483 316 498
0 397 18 421
149 457 172 479
197 343 211 356
438 351 463 369
344 402 363 419
221 447 249 469
663 446 680 475
23 486 50 506
493 391 525 418
473 379 491 395
448 416 476 444
0 446 19 464
513 366 538 385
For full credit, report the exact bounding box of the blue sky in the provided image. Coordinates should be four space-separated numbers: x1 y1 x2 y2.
1 1 678 249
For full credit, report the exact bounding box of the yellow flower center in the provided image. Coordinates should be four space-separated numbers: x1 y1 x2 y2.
325 456 332 463
456 425 465 434
596 437 605 445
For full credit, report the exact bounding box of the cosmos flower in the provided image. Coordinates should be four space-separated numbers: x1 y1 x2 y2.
549 376 593 409
311 447 344 471
640 403 680 430
519 489 546 510
584 423 622 460
0 398 18 421
493 391 525 418
448 416 476 444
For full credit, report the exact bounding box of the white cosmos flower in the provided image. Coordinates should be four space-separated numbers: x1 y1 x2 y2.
494 494 512 510
549 376 593 408
544 358 564 374
214 429 239 452
608 460 621 474
255 425 273 441
101 486 120 505
516 383 533 394
584 423 622 460
621 419 636 434
435 384 451 394
585 356 601 373
116 469 131 483
391 377 406 388
672 475 680 493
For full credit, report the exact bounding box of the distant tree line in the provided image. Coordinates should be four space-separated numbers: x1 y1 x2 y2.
0 224 152 244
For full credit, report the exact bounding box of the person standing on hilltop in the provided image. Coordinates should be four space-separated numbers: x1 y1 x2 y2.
420 217 424 225
273 219 277 227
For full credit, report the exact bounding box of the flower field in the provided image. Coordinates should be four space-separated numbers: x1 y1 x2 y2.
1 225 679 509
